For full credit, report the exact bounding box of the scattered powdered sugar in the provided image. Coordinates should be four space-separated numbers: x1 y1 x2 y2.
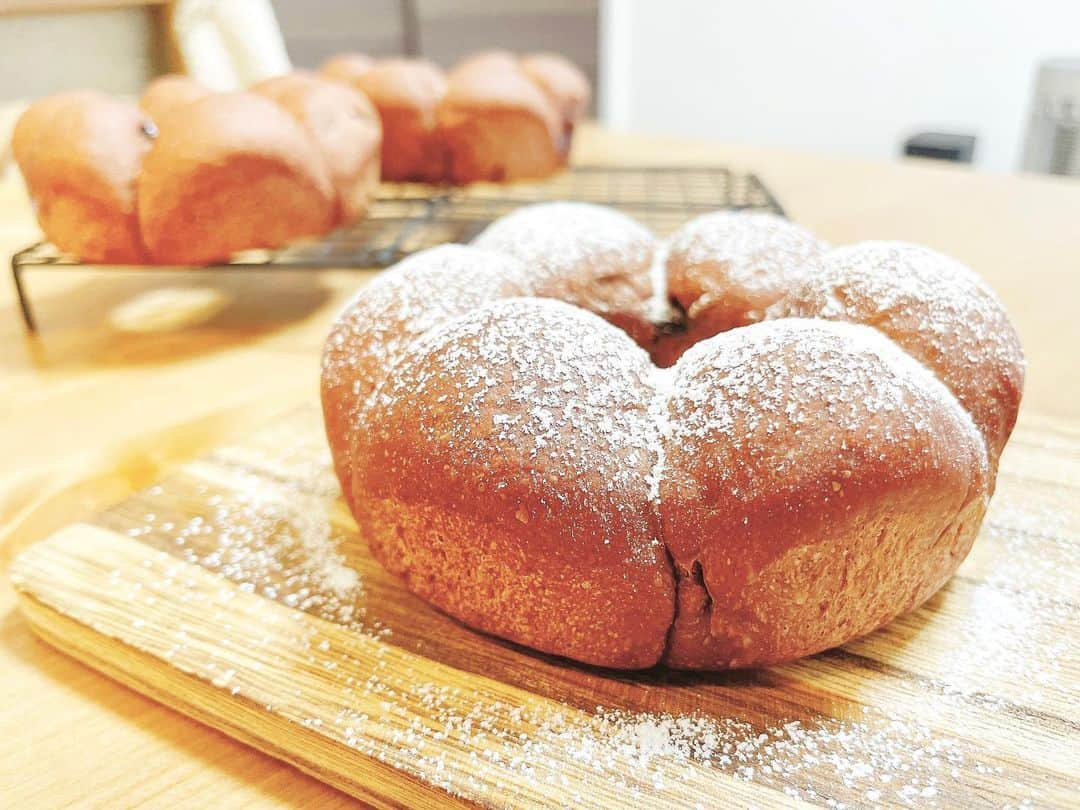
321 244 531 496
97 497 1039 809
669 318 987 500
322 244 529 399
792 241 1010 332
982 493 1074 597
645 366 675 504
325 681 990 806
473 201 656 286
369 297 661 544
667 210 826 302
774 241 1024 455
123 461 373 634
935 579 1073 710
646 241 679 324
578 706 975 804
932 487 1078 706
181 473 367 628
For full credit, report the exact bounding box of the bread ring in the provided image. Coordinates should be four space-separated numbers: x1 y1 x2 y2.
322 206 1023 669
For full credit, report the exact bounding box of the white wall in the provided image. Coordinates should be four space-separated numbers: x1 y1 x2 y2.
600 0 1080 172
0 8 160 102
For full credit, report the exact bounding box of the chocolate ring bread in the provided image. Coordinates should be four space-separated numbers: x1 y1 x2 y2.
322 203 1024 670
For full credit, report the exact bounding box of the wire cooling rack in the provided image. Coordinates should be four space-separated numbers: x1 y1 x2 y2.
11 165 784 332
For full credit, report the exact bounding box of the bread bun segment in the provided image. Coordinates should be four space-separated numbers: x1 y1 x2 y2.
137 92 335 265
13 91 153 263
253 71 383 224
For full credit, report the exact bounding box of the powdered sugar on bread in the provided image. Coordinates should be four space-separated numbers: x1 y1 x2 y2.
321 206 1023 670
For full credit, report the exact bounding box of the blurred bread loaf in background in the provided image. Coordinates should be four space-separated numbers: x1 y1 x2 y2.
9 14 590 265
12 91 153 264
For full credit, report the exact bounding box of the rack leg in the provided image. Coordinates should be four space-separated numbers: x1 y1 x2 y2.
400 0 420 56
12 263 37 333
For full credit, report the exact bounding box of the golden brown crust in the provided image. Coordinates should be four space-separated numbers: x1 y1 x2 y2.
136 92 335 265
139 74 211 125
350 59 447 182
437 59 562 183
12 91 152 263
252 71 382 224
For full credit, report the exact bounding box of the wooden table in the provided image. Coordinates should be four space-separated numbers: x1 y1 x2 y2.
1 125 1078 807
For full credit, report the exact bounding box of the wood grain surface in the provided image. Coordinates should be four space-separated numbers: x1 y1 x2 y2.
3 123 1080 806
9 404 1080 808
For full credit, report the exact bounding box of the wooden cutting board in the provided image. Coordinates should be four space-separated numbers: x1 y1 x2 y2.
8 404 1079 809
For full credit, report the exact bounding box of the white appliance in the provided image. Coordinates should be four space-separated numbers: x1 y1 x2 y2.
1022 57 1080 176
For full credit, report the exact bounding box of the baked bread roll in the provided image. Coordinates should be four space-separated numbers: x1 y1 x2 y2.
319 52 374 86
139 74 211 125
774 242 1025 464
345 59 447 182
253 71 382 224
351 298 675 668
520 52 590 159
437 57 563 183
660 318 989 668
323 206 1024 670
472 202 658 345
661 211 827 364
12 91 153 263
322 244 529 509
137 92 335 264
